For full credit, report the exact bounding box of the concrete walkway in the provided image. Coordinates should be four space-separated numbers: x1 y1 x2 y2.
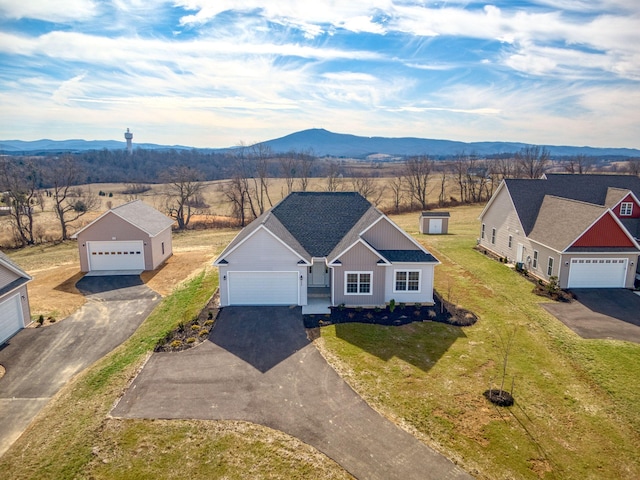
0 276 160 457
112 306 472 480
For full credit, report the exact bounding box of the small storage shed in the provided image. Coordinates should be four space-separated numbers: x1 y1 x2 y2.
0 251 32 346
419 211 450 234
73 200 174 275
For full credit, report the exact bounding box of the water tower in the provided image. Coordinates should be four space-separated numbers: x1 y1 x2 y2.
124 128 133 155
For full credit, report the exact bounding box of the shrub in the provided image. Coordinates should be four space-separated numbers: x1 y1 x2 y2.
414 303 421 309
374 306 381 313
398 302 406 310
204 320 214 326
207 311 213 320
170 340 182 348
389 299 396 313
186 337 196 344
37 314 44 326
199 329 209 336
355 306 363 313
191 324 201 330
428 310 437 319
366 312 374 319
338 303 346 311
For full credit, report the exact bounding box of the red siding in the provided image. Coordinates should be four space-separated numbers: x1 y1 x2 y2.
612 194 640 219
571 213 634 248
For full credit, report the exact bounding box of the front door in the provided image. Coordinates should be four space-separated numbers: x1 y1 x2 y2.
310 261 328 286
517 243 524 263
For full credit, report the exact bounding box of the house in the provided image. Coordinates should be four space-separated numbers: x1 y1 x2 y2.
214 192 439 307
420 211 450 234
72 200 174 275
0 251 32 345
478 174 640 289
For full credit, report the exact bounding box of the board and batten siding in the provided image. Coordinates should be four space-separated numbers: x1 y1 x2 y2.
362 217 416 250
480 185 529 262
0 265 20 289
218 228 307 306
332 242 385 306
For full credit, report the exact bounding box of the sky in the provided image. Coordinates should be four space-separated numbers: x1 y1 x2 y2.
1 1 639 149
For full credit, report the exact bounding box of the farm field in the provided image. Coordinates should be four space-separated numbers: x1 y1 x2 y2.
1 196 639 479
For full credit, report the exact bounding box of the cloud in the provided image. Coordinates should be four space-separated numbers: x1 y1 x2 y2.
0 0 98 22
52 73 87 105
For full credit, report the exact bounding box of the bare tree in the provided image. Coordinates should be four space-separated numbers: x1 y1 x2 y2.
296 151 314 192
403 155 433 209
516 145 550 179
564 155 592 174
325 162 342 192
350 173 384 205
279 154 297 195
248 143 274 215
387 176 405 214
162 166 205 230
626 157 640 177
437 163 448 207
0 158 41 246
44 156 100 240
221 175 250 227
490 155 521 181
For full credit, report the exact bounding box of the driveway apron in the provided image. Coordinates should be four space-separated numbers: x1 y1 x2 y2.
0 275 160 457
112 306 472 480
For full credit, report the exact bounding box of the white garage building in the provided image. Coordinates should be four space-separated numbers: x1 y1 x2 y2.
73 200 174 275
0 252 32 346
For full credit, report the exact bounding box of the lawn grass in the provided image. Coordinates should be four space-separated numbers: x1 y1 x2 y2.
318 205 640 479
0 269 350 479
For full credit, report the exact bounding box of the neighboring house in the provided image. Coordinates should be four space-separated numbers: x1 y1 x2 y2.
73 200 174 275
420 211 450 234
214 192 439 307
0 251 32 345
479 174 640 289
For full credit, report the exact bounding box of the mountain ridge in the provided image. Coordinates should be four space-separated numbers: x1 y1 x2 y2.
2 128 639 158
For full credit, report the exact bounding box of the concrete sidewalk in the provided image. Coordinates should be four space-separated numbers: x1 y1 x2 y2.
112 306 472 480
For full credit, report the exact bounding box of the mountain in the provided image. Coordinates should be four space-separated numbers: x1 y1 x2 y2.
2 129 639 158
259 129 640 158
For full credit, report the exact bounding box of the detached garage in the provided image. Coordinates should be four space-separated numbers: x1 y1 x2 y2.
420 211 450 235
0 252 32 346
567 258 628 288
73 200 174 275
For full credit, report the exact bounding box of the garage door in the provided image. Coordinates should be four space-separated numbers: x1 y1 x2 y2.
567 258 628 288
228 272 299 305
428 219 443 234
0 294 24 345
87 241 145 271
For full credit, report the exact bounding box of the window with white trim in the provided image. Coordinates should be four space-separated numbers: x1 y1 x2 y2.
533 250 539 269
547 257 554 276
345 272 372 295
491 228 496 245
394 270 421 292
508 235 513 248
481 223 485 239
620 202 633 216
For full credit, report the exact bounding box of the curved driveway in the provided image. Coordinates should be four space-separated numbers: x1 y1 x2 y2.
0 275 160 457
112 306 472 480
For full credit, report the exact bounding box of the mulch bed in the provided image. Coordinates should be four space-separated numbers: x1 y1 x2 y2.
303 292 478 328
155 289 220 352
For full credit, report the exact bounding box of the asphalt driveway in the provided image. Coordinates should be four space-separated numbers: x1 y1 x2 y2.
0 275 160 457
541 289 640 343
112 306 472 480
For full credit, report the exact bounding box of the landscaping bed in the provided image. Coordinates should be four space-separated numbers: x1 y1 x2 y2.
303 291 478 328
155 288 220 352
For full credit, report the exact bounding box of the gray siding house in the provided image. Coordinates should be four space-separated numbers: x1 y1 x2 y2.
215 192 439 308
479 174 640 289
0 252 32 345
73 200 174 274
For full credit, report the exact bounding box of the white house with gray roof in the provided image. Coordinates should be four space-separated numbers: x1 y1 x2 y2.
73 200 174 275
479 174 640 289
214 192 439 309
0 251 32 345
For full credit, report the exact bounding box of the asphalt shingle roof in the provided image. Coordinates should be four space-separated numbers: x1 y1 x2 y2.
377 250 439 263
111 200 175 236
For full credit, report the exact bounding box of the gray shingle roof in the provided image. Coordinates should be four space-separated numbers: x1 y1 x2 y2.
377 250 438 263
421 211 450 217
506 174 640 235
111 200 174 236
0 251 32 295
0 251 31 281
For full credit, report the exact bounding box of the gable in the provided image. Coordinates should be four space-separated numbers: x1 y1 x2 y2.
0 262 21 289
333 241 383 266
612 193 640 219
223 227 305 267
362 217 416 250
77 211 151 240
571 212 636 249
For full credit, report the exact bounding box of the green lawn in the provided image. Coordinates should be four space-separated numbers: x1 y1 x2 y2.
318 205 640 479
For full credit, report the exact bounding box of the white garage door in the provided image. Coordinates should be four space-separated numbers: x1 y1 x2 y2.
0 294 24 345
228 271 299 305
567 258 628 288
87 241 145 271
428 219 443 234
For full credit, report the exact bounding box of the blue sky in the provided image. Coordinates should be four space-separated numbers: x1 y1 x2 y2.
1 1 639 148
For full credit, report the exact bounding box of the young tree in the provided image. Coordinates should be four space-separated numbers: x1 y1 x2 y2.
162 166 205 230
516 145 550 179
403 155 432 209
44 156 100 240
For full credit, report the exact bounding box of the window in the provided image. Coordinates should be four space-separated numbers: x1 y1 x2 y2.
508 235 513 248
481 223 485 239
162 242 165 255
547 257 554 276
533 250 539 269
620 202 633 216
491 228 496 245
345 272 372 295
394 270 421 292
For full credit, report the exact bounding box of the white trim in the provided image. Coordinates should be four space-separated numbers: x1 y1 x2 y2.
393 269 421 293
620 202 634 216
532 250 539 269
0 258 32 281
344 271 373 295
611 190 640 214
359 214 436 257
547 256 554 276
214 224 310 266
330 238 389 265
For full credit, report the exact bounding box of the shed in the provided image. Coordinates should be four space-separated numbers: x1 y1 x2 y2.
0 251 32 345
73 200 174 275
420 211 450 234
